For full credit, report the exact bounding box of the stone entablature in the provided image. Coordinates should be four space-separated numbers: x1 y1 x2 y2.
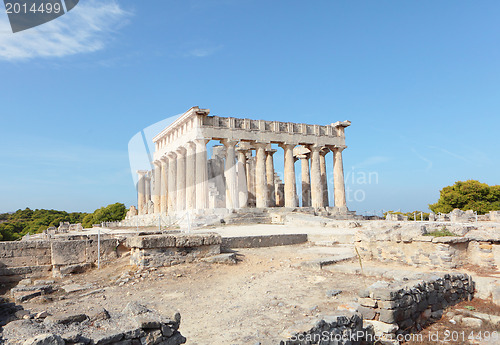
137 106 352 216
153 108 349 156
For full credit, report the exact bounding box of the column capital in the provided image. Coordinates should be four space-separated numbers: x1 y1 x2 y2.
296 154 309 160
153 160 162 167
236 141 252 151
160 155 169 163
176 146 187 155
137 170 148 177
253 142 269 149
221 139 238 147
185 141 196 150
330 145 347 152
194 138 210 147
306 144 323 152
320 147 330 156
265 148 277 156
167 151 177 159
278 142 295 150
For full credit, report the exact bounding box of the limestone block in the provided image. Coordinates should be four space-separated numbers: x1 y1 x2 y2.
377 300 400 310
431 237 469 244
357 305 377 320
461 317 483 328
358 297 377 307
175 234 204 247
50 240 86 266
379 309 403 323
85 238 119 263
127 235 176 249
202 233 222 245
363 320 398 335
371 288 400 301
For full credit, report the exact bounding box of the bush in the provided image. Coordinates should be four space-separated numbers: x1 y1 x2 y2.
424 226 456 237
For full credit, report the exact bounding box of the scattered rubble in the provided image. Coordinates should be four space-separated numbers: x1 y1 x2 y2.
2 303 185 345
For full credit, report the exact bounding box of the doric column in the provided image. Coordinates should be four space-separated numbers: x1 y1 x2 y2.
246 153 256 207
280 143 298 207
254 143 269 208
144 172 151 214
320 148 330 207
153 161 161 213
176 147 187 212
265 149 276 207
194 139 209 210
332 145 348 211
136 170 147 215
185 142 197 210
309 145 324 208
222 140 239 209
236 148 248 208
298 154 311 207
167 152 177 213
160 157 168 214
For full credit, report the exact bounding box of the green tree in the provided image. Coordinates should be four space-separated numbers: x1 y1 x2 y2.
0 203 127 241
429 180 500 214
82 214 94 228
82 203 127 228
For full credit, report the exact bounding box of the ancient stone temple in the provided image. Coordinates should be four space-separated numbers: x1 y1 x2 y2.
135 106 351 216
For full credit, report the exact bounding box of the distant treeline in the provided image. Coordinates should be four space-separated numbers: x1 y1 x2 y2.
0 202 127 241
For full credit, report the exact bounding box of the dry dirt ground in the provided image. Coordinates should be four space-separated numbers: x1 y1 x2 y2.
9 241 500 345
405 299 500 345
16 243 381 345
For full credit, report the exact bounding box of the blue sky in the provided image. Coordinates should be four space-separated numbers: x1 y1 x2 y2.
0 0 498 214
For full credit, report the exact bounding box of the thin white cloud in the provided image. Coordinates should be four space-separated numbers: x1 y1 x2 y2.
352 155 391 169
182 44 223 58
0 0 131 61
411 147 433 172
427 145 471 163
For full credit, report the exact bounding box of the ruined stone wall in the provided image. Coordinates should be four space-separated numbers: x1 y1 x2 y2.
280 312 369 345
357 273 473 341
0 237 122 281
127 233 222 268
357 238 500 270
355 224 500 270
0 241 51 267
51 238 121 277
356 238 471 269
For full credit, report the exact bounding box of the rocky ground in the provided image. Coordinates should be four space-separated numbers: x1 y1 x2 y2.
3 241 500 344
4 243 380 344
